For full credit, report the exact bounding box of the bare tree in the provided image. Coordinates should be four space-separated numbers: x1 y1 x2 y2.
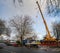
10 15 34 44
52 22 60 40
46 0 60 15
0 19 11 37
5 28 11 37
13 0 23 4
0 19 6 35
13 0 23 6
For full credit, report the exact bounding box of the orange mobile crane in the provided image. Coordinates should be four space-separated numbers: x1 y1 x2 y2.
36 1 56 41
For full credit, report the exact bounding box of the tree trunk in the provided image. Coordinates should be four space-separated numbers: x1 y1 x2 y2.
20 35 23 46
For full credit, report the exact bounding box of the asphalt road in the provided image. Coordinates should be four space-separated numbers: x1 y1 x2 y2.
0 46 60 53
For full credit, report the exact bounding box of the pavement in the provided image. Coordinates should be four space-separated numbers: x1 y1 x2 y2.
0 46 60 53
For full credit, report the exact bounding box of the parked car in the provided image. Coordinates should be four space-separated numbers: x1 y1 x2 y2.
10 42 18 47
25 41 41 48
0 43 7 49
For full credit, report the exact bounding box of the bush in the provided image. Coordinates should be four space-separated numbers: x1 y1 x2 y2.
16 40 22 45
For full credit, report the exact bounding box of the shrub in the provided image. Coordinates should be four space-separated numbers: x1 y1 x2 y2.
16 40 21 45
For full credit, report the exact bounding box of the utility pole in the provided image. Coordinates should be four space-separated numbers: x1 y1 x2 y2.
36 1 51 40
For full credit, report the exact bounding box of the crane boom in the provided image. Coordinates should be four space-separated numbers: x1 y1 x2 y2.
36 1 51 39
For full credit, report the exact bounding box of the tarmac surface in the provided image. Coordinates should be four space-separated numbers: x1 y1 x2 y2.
0 46 60 53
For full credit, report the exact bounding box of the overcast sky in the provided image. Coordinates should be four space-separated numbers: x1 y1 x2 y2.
0 0 60 40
